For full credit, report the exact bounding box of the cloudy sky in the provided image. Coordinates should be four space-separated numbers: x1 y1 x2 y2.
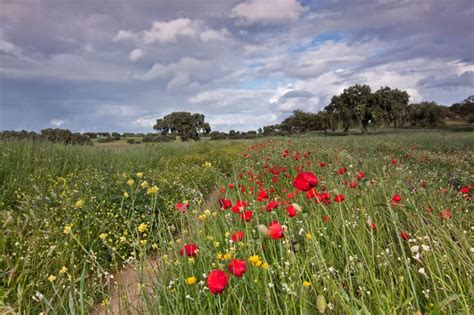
1 0 473 132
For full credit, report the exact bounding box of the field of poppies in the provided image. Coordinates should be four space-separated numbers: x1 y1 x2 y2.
1 131 473 314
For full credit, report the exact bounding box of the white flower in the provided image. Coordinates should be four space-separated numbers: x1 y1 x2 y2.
410 245 420 253
418 268 427 277
268 283 274 288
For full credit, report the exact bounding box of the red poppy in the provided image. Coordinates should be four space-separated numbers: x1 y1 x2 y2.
231 231 244 242
228 183 235 189
287 192 294 199
228 259 246 277
400 231 410 241
286 205 297 217
319 162 327 167
176 203 188 213
391 159 397 166
219 198 232 209
268 221 284 240
207 270 229 294
240 210 253 222
334 194 345 202
232 200 247 213
348 181 358 188
391 195 401 203
293 172 318 191
440 209 452 220
337 167 348 175
322 215 330 222
179 244 198 256
357 171 366 180
265 200 279 211
460 186 470 194
257 190 269 202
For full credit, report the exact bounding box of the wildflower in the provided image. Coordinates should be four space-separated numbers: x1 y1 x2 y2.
400 231 410 241
74 199 84 209
303 281 311 287
232 200 247 213
99 233 108 240
391 159 397 165
223 253 232 260
286 205 297 217
123 191 129 198
140 181 148 189
293 172 318 191
268 221 284 240
440 209 453 220
63 224 72 235
249 255 262 266
228 259 247 277
59 266 68 275
176 202 188 213
138 223 148 233
334 194 345 202
198 214 207 222
207 270 228 294
337 167 348 175
219 198 232 209
179 244 198 257
306 232 313 240
357 171 366 180
203 161 212 168
261 262 269 269
322 215 330 223
266 200 279 211
147 185 159 195
101 298 110 306
186 276 197 285
258 224 269 236
140 240 147 246
127 179 135 186
47 275 56 283
391 194 401 204
240 210 253 222
136 172 144 178
231 231 244 242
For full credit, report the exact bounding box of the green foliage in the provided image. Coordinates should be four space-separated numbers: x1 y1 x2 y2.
154 112 211 141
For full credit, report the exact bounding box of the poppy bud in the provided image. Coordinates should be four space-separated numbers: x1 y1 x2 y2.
257 224 269 236
291 203 302 213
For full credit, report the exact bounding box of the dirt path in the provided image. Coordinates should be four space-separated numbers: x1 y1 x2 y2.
91 188 222 314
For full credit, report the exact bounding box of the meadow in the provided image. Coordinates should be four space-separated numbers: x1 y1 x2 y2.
0 131 473 314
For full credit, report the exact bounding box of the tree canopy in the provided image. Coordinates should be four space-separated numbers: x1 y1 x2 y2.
153 112 211 141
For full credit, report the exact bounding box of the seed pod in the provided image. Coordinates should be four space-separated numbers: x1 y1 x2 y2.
316 295 327 314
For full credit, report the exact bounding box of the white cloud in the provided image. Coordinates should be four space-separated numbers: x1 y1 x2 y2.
231 0 302 24
51 119 66 127
113 30 136 42
129 48 143 62
200 28 230 42
143 18 195 44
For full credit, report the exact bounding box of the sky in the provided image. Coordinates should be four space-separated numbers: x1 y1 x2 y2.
0 0 473 133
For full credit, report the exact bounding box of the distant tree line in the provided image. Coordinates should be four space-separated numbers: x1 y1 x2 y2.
0 129 92 145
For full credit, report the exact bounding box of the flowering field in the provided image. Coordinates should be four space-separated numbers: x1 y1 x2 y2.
1 131 473 314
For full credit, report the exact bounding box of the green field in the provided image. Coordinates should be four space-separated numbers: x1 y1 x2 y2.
1 131 473 314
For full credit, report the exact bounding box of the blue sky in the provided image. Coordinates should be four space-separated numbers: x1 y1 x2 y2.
0 0 473 132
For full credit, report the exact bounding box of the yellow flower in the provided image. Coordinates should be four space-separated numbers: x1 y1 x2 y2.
213 241 220 248
127 179 135 186
147 185 159 195
101 298 110 306
152 243 158 250
306 233 313 241
99 233 108 240
216 253 223 260
74 199 84 209
123 191 129 198
198 214 207 222
136 172 144 179
140 181 149 189
63 224 72 235
47 275 56 283
223 253 232 260
119 236 126 242
262 262 269 270
203 161 212 168
186 276 197 285
59 266 68 275
303 281 312 287
249 255 261 266
140 240 147 246
138 223 148 233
